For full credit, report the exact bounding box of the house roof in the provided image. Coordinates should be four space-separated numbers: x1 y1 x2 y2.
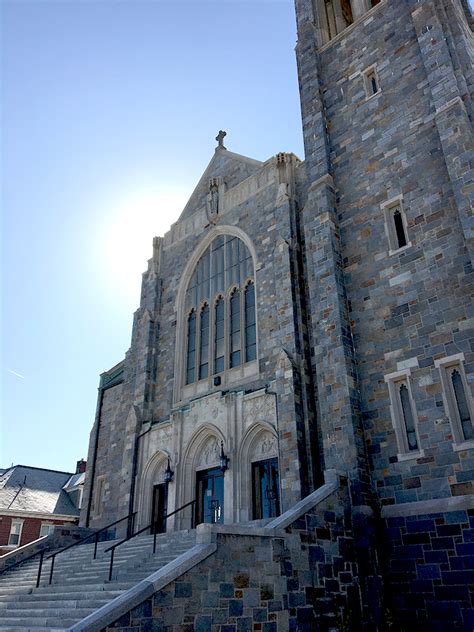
0 465 80 517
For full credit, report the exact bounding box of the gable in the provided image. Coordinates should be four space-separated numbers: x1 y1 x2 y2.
177 148 263 223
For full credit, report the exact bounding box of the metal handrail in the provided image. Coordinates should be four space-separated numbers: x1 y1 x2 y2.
38 511 136 587
104 499 196 582
0 544 48 577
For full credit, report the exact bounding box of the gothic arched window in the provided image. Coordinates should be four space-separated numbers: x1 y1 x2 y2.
435 354 474 447
184 234 256 389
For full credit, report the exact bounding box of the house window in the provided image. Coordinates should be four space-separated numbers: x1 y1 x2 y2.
363 64 381 99
382 196 411 255
8 520 23 547
184 234 256 386
435 354 474 448
39 523 55 538
385 369 423 460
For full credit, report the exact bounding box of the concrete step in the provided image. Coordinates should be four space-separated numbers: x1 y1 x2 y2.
0 607 95 618
0 590 123 603
0 628 67 632
0 597 112 609
0 529 196 630
0 619 80 627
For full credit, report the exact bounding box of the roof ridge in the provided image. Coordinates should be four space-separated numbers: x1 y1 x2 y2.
6 464 74 476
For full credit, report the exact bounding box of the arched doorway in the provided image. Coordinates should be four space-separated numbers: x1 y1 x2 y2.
180 425 228 527
137 451 170 532
238 423 281 522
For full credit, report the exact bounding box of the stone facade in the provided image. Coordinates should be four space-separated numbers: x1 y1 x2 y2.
81 0 473 627
102 479 378 632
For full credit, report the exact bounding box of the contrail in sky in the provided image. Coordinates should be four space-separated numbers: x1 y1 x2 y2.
7 369 25 379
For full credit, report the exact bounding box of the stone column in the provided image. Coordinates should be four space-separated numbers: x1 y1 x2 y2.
295 12 370 503
271 199 312 502
410 0 473 262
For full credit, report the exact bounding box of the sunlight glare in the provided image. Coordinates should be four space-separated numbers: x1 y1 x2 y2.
100 189 189 301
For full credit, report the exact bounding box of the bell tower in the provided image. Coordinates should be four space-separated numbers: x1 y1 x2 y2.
294 0 473 624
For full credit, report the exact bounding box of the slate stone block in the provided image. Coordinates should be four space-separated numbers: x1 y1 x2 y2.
194 615 212 632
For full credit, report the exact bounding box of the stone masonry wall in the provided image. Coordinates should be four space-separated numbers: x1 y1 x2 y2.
101 483 379 632
301 0 474 503
383 507 474 630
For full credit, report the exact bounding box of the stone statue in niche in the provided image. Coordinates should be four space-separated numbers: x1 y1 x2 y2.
206 177 223 224
154 459 168 483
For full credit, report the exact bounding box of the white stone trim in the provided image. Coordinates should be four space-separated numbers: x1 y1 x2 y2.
381 195 411 255
384 368 422 457
435 95 464 116
435 353 474 447
381 493 474 518
362 63 382 100
434 352 466 368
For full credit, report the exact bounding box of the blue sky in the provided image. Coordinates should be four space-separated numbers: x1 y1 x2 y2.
1 0 303 472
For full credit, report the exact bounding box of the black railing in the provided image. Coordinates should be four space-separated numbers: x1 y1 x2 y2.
104 500 196 582
37 511 136 588
0 544 49 578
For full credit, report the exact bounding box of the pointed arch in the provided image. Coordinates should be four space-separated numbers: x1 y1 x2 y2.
136 449 170 529
237 422 279 523
174 226 259 404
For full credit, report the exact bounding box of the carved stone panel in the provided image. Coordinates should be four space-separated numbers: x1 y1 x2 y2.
250 431 278 462
243 394 276 427
196 437 221 469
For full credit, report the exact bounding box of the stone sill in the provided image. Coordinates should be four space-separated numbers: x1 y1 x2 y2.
453 440 474 452
396 450 425 462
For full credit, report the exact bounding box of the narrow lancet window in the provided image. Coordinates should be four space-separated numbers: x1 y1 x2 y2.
394 209 407 249
214 297 225 374
186 311 196 384
451 369 473 440
199 304 209 380
229 289 241 368
399 383 418 451
245 282 256 362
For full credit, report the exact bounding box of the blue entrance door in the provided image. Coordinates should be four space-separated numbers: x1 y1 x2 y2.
196 467 224 525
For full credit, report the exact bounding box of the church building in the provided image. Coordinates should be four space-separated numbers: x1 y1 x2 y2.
80 1 473 628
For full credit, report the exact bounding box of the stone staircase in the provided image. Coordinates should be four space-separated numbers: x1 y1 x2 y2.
0 530 196 631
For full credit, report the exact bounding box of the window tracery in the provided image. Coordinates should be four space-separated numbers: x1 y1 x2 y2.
435 354 474 448
184 235 256 387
